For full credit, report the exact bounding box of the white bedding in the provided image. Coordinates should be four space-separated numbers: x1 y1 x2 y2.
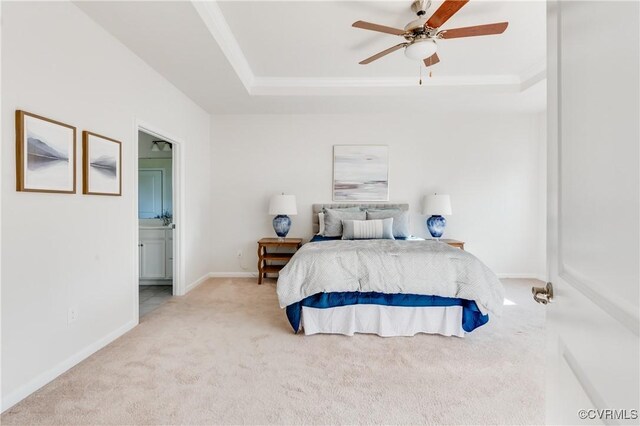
301 305 466 337
276 239 505 316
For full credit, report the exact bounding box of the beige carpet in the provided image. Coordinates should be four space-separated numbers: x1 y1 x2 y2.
2 278 544 425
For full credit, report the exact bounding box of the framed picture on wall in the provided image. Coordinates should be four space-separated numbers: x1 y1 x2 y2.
15 110 76 193
333 145 389 201
82 131 122 196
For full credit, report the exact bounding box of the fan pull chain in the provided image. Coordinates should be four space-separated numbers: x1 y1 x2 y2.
418 66 433 85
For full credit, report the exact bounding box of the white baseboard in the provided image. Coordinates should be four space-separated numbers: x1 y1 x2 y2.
1 319 137 413
208 271 547 281
209 272 258 278
497 273 547 281
184 272 213 293
209 271 545 280
183 272 260 293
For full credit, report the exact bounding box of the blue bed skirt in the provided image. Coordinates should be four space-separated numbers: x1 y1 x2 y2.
286 292 489 334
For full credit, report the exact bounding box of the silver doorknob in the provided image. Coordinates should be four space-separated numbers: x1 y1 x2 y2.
532 282 553 304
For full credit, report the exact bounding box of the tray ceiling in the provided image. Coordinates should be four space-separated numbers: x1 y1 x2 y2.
218 1 545 79
77 1 546 113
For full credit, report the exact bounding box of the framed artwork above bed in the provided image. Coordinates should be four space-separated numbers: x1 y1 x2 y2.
333 145 389 201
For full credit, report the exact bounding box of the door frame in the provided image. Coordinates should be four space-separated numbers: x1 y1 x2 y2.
133 119 186 319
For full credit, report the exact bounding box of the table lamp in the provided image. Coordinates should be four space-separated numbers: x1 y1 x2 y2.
269 194 297 239
422 194 452 239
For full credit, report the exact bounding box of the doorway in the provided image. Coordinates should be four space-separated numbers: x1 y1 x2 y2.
137 129 177 317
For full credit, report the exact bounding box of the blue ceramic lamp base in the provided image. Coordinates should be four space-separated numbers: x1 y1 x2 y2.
426 215 446 239
273 215 292 238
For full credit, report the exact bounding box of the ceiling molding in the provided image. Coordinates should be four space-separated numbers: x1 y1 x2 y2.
520 60 547 91
192 1 546 97
251 75 522 96
191 0 254 91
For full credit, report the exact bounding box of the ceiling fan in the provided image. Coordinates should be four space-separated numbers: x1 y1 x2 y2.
352 0 508 67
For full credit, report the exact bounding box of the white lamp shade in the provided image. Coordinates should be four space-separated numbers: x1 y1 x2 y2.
404 39 437 61
269 194 297 215
422 194 452 215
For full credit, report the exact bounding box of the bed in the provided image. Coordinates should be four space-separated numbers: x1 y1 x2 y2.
276 203 504 337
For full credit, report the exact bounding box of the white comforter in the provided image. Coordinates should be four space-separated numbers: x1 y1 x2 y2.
276 240 505 316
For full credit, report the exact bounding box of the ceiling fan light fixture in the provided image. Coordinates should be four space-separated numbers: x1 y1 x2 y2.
404 39 437 61
353 1 509 67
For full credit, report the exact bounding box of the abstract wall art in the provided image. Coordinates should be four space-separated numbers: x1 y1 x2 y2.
83 131 122 196
16 110 76 193
333 145 389 201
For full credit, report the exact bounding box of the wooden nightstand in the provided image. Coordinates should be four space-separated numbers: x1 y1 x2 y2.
440 239 465 250
257 238 303 284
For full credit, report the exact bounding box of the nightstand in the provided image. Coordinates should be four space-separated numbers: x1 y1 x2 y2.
440 239 465 250
257 238 303 284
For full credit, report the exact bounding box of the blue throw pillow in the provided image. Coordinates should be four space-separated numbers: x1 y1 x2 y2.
366 209 410 238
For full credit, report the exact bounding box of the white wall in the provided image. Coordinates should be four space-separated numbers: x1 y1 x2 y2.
210 112 546 278
1 2 211 409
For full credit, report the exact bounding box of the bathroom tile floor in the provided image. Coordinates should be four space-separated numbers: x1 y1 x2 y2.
139 285 172 317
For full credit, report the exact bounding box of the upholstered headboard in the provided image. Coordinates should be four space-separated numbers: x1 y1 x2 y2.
312 203 409 235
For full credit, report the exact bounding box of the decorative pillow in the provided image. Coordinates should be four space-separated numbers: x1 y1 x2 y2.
366 209 411 238
322 206 362 213
323 208 366 237
317 212 326 235
342 218 395 240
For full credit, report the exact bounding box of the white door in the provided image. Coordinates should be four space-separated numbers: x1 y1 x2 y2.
138 169 163 218
139 230 166 279
546 2 639 424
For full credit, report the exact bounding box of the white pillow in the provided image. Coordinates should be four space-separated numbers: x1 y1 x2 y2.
318 212 325 235
341 218 395 240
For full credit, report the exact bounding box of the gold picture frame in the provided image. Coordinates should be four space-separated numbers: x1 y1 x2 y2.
82 131 122 196
15 110 77 194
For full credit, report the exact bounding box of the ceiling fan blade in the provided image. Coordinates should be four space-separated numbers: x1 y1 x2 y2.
352 20 406 36
426 0 469 29
359 43 407 64
441 22 509 39
423 52 440 67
